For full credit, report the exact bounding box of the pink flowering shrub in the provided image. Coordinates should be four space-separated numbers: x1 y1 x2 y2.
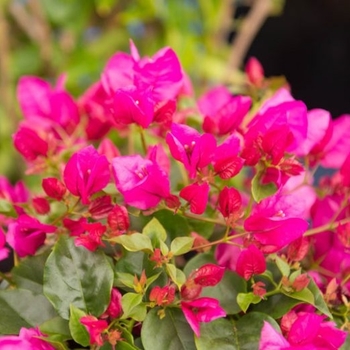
0 42 349 349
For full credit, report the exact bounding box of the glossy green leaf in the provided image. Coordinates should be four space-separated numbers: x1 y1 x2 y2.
142 217 167 243
40 316 71 340
141 308 195 350
43 235 113 319
170 237 194 256
274 256 290 277
235 312 280 350
121 293 147 321
68 305 89 347
112 233 153 253
250 293 303 318
195 318 237 350
12 251 50 294
166 263 186 289
283 288 314 305
251 172 277 203
0 289 57 334
308 277 332 318
202 271 247 315
237 292 262 313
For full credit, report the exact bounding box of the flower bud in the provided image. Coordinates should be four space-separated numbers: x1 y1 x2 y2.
245 57 264 87
32 197 50 215
107 204 129 236
89 196 113 220
42 178 66 201
218 186 242 224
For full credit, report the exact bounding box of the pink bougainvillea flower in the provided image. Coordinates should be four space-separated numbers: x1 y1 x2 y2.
236 244 266 280
166 123 216 178
260 312 347 350
198 86 251 136
180 182 210 215
88 196 114 220
244 194 308 253
215 236 243 272
42 177 67 201
78 81 113 140
218 186 242 225
64 145 110 205
340 151 350 187
259 322 291 350
17 75 79 134
112 154 170 210
146 144 171 175
75 222 106 251
0 327 55 350
112 87 155 128
320 114 350 168
295 109 332 157
0 228 9 261
107 204 130 236
97 138 121 163
102 41 183 102
13 125 49 161
245 88 308 154
102 288 123 319
213 135 243 179
181 297 226 337
6 215 56 257
80 315 108 346
8 215 54 251
245 57 265 87
63 217 88 237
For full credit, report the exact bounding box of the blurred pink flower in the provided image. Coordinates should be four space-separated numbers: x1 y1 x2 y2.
80 315 108 346
166 123 216 178
63 145 110 205
112 154 170 210
198 86 251 135
0 327 54 350
6 215 56 257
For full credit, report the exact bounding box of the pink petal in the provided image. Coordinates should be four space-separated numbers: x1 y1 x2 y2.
259 322 290 350
180 182 209 215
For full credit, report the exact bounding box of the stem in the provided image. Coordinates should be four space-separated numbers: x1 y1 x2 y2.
0 271 15 286
182 212 226 226
304 217 350 237
139 127 147 154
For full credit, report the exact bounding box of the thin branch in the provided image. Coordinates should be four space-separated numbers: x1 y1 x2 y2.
226 0 272 75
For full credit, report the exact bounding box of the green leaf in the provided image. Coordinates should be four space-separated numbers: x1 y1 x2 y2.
112 233 153 253
195 318 237 350
68 305 89 347
166 263 186 289
170 237 194 256
0 199 16 217
251 172 277 203
12 251 50 294
141 308 195 350
274 256 290 277
142 218 167 243
237 292 262 313
40 316 71 340
115 272 137 289
235 312 280 350
283 288 314 305
202 271 247 315
250 293 303 318
121 293 147 321
43 235 113 320
0 289 57 334
308 277 332 318
159 240 169 256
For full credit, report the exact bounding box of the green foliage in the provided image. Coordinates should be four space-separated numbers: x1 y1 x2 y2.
43 235 114 319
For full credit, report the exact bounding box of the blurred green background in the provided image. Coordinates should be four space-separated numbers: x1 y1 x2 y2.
0 0 284 180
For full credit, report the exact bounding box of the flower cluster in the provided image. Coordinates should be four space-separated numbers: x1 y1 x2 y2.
0 44 349 349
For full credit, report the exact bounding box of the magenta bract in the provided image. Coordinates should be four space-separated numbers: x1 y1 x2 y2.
236 244 266 280
180 182 210 215
63 145 110 205
112 154 170 210
181 297 226 337
6 215 56 257
80 315 108 346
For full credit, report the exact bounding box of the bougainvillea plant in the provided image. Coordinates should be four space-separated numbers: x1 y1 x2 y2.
0 41 350 350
